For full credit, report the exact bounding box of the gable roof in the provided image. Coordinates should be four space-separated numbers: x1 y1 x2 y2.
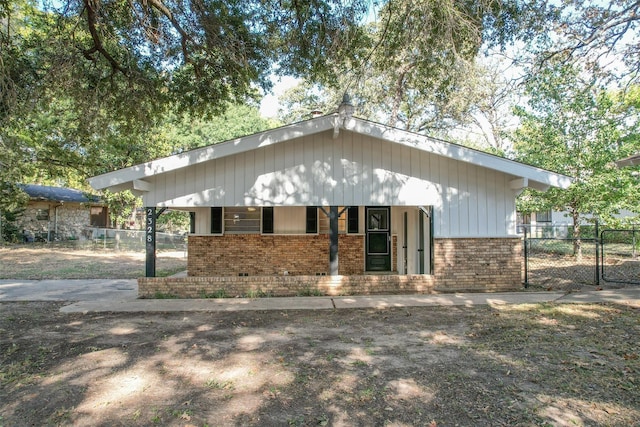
21 184 100 204
89 115 572 193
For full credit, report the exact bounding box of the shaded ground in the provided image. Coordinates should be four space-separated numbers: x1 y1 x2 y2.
527 254 640 292
1 301 639 426
0 246 186 279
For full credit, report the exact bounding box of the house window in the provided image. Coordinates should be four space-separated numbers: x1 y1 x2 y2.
90 206 108 227
36 209 49 221
535 210 552 223
516 212 531 226
224 207 261 233
262 207 274 234
318 207 347 234
306 207 318 233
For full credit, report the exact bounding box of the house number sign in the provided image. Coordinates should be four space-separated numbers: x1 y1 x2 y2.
146 208 155 244
145 207 156 277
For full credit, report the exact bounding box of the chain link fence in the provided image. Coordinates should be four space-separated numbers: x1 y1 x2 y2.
23 227 188 253
522 223 640 290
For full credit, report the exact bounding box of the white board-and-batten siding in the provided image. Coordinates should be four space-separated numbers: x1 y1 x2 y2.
145 129 518 237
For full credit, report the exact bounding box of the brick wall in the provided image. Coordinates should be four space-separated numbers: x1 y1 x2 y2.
141 236 522 298
433 238 522 292
188 234 372 276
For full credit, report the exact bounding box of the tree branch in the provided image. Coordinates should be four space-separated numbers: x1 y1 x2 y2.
143 0 194 64
82 0 128 75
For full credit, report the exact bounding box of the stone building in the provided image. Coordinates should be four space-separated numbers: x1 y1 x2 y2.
18 184 108 242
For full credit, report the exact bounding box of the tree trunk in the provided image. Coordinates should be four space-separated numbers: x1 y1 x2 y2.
572 210 582 260
389 71 406 127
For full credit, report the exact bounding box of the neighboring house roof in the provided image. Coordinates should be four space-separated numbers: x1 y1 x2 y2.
89 115 572 194
615 153 640 168
20 184 100 204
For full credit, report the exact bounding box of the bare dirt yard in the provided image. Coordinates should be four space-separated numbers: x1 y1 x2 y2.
0 245 186 279
1 245 639 426
1 301 639 426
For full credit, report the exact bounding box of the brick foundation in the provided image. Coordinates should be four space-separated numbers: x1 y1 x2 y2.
139 274 436 298
140 236 522 298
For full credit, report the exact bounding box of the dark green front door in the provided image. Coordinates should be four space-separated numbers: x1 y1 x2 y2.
366 207 391 271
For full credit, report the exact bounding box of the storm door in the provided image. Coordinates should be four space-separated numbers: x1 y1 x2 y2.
365 207 391 271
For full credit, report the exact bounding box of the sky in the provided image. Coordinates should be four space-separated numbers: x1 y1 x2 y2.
259 76 300 118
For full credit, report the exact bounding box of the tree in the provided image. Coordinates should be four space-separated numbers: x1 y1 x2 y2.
154 104 279 154
537 1 640 83
0 0 371 200
275 0 501 133
513 61 640 257
1 0 371 124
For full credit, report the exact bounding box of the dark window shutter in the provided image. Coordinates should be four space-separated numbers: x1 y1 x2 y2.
262 207 274 233
210 207 222 234
189 212 196 234
306 207 318 233
347 206 359 234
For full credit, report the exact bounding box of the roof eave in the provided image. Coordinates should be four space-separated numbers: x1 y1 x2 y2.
89 116 338 190
345 119 572 191
89 115 572 192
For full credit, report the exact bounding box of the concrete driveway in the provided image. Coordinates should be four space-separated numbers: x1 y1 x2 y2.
0 279 137 302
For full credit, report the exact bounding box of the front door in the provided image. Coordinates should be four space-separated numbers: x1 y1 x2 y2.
366 207 391 271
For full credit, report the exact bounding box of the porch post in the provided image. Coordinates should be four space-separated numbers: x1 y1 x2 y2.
145 207 156 277
329 206 339 276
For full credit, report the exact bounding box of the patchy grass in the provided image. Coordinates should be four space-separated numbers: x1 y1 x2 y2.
0 301 638 426
0 245 186 279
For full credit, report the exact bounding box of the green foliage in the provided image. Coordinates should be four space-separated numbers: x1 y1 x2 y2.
1 0 372 126
153 104 279 153
297 288 324 297
199 289 229 299
99 190 138 229
156 211 190 234
4 0 640 228
243 289 272 298
0 208 25 243
513 62 640 226
276 0 529 137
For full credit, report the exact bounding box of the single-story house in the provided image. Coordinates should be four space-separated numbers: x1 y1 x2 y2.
89 113 571 297
17 184 108 242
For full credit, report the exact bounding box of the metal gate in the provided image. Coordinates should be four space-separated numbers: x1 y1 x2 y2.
600 228 640 285
522 223 640 289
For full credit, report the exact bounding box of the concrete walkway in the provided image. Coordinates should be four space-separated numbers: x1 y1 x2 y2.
1 279 639 313
58 288 640 313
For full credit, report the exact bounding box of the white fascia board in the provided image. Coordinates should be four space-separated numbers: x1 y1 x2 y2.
346 119 572 190
88 117 337 190
615 153 640 168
